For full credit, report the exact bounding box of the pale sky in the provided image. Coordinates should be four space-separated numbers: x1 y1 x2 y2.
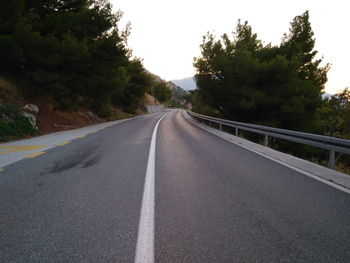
111 0 350 94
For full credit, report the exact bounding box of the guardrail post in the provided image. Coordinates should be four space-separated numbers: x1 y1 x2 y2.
235 127 238 136
209 120 212 127
264 134 269 147
328 150 335 169
219 123 222 131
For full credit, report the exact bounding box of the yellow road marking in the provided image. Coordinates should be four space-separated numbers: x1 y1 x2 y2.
0 145 47 154
57 141 70 146
0 168 4 172
26 152 45 158
76 135 86 138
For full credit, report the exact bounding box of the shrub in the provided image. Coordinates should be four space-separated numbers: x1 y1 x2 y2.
0 103 36 141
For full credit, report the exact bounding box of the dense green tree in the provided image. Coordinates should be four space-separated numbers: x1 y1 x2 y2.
0 0 150 115
279 11 329 129
118 59 152 112
193 11 329 132
144 74 172 103
153 81 171 102
319 88 350 138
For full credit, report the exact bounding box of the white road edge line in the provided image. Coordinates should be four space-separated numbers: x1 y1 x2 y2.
183 111 350 195
134 113 168 263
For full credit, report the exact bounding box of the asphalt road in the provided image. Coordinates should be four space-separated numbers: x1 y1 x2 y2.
1 109 350 262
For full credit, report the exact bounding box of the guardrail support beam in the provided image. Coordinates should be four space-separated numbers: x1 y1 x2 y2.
328 150 335 169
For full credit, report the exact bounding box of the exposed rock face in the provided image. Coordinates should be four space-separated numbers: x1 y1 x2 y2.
144 94 160 105
22 104 39 129
146 105 165 113
23 104 39 114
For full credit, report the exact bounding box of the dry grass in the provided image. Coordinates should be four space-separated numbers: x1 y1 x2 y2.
336 162 350 175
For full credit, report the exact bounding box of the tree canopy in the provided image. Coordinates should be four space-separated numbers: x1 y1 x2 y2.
0 0 152 115
193 11 329 132
319 88 350 139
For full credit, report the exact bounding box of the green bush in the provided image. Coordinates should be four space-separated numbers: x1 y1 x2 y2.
0 103 36 141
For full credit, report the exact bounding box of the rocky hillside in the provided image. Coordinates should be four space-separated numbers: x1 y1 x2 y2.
166 81 188 106
145 71 187 107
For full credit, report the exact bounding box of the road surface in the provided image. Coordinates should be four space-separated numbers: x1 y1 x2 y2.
1 109 349 262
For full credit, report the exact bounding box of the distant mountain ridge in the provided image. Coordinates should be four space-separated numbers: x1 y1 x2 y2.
171 77 197 91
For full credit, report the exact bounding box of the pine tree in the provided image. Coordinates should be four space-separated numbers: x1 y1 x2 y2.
193 11 329 132
0 0 151 115
280 11 330 130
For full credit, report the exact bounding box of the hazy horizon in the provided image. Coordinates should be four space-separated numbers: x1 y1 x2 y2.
112 0 349 94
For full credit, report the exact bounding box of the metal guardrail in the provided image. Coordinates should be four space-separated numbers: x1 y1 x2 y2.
186 110 350 169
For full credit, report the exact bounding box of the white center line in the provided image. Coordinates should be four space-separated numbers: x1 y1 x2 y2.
134 113 167 263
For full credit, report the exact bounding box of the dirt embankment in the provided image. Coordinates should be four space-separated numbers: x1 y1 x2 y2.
20 100 137 135
0 78 140 136
0 78 169 137
32 101 104 134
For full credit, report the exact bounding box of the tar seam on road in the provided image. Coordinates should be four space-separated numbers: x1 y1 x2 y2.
134 113 168 263
184 111 350 195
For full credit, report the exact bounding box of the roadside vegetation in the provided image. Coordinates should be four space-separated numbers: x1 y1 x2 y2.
189 11 350 173
0 0 176 140
146 77 172 105
0 102 37 141
0 0 171 118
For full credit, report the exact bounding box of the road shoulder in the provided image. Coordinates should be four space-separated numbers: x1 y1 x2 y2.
0 116 140 169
